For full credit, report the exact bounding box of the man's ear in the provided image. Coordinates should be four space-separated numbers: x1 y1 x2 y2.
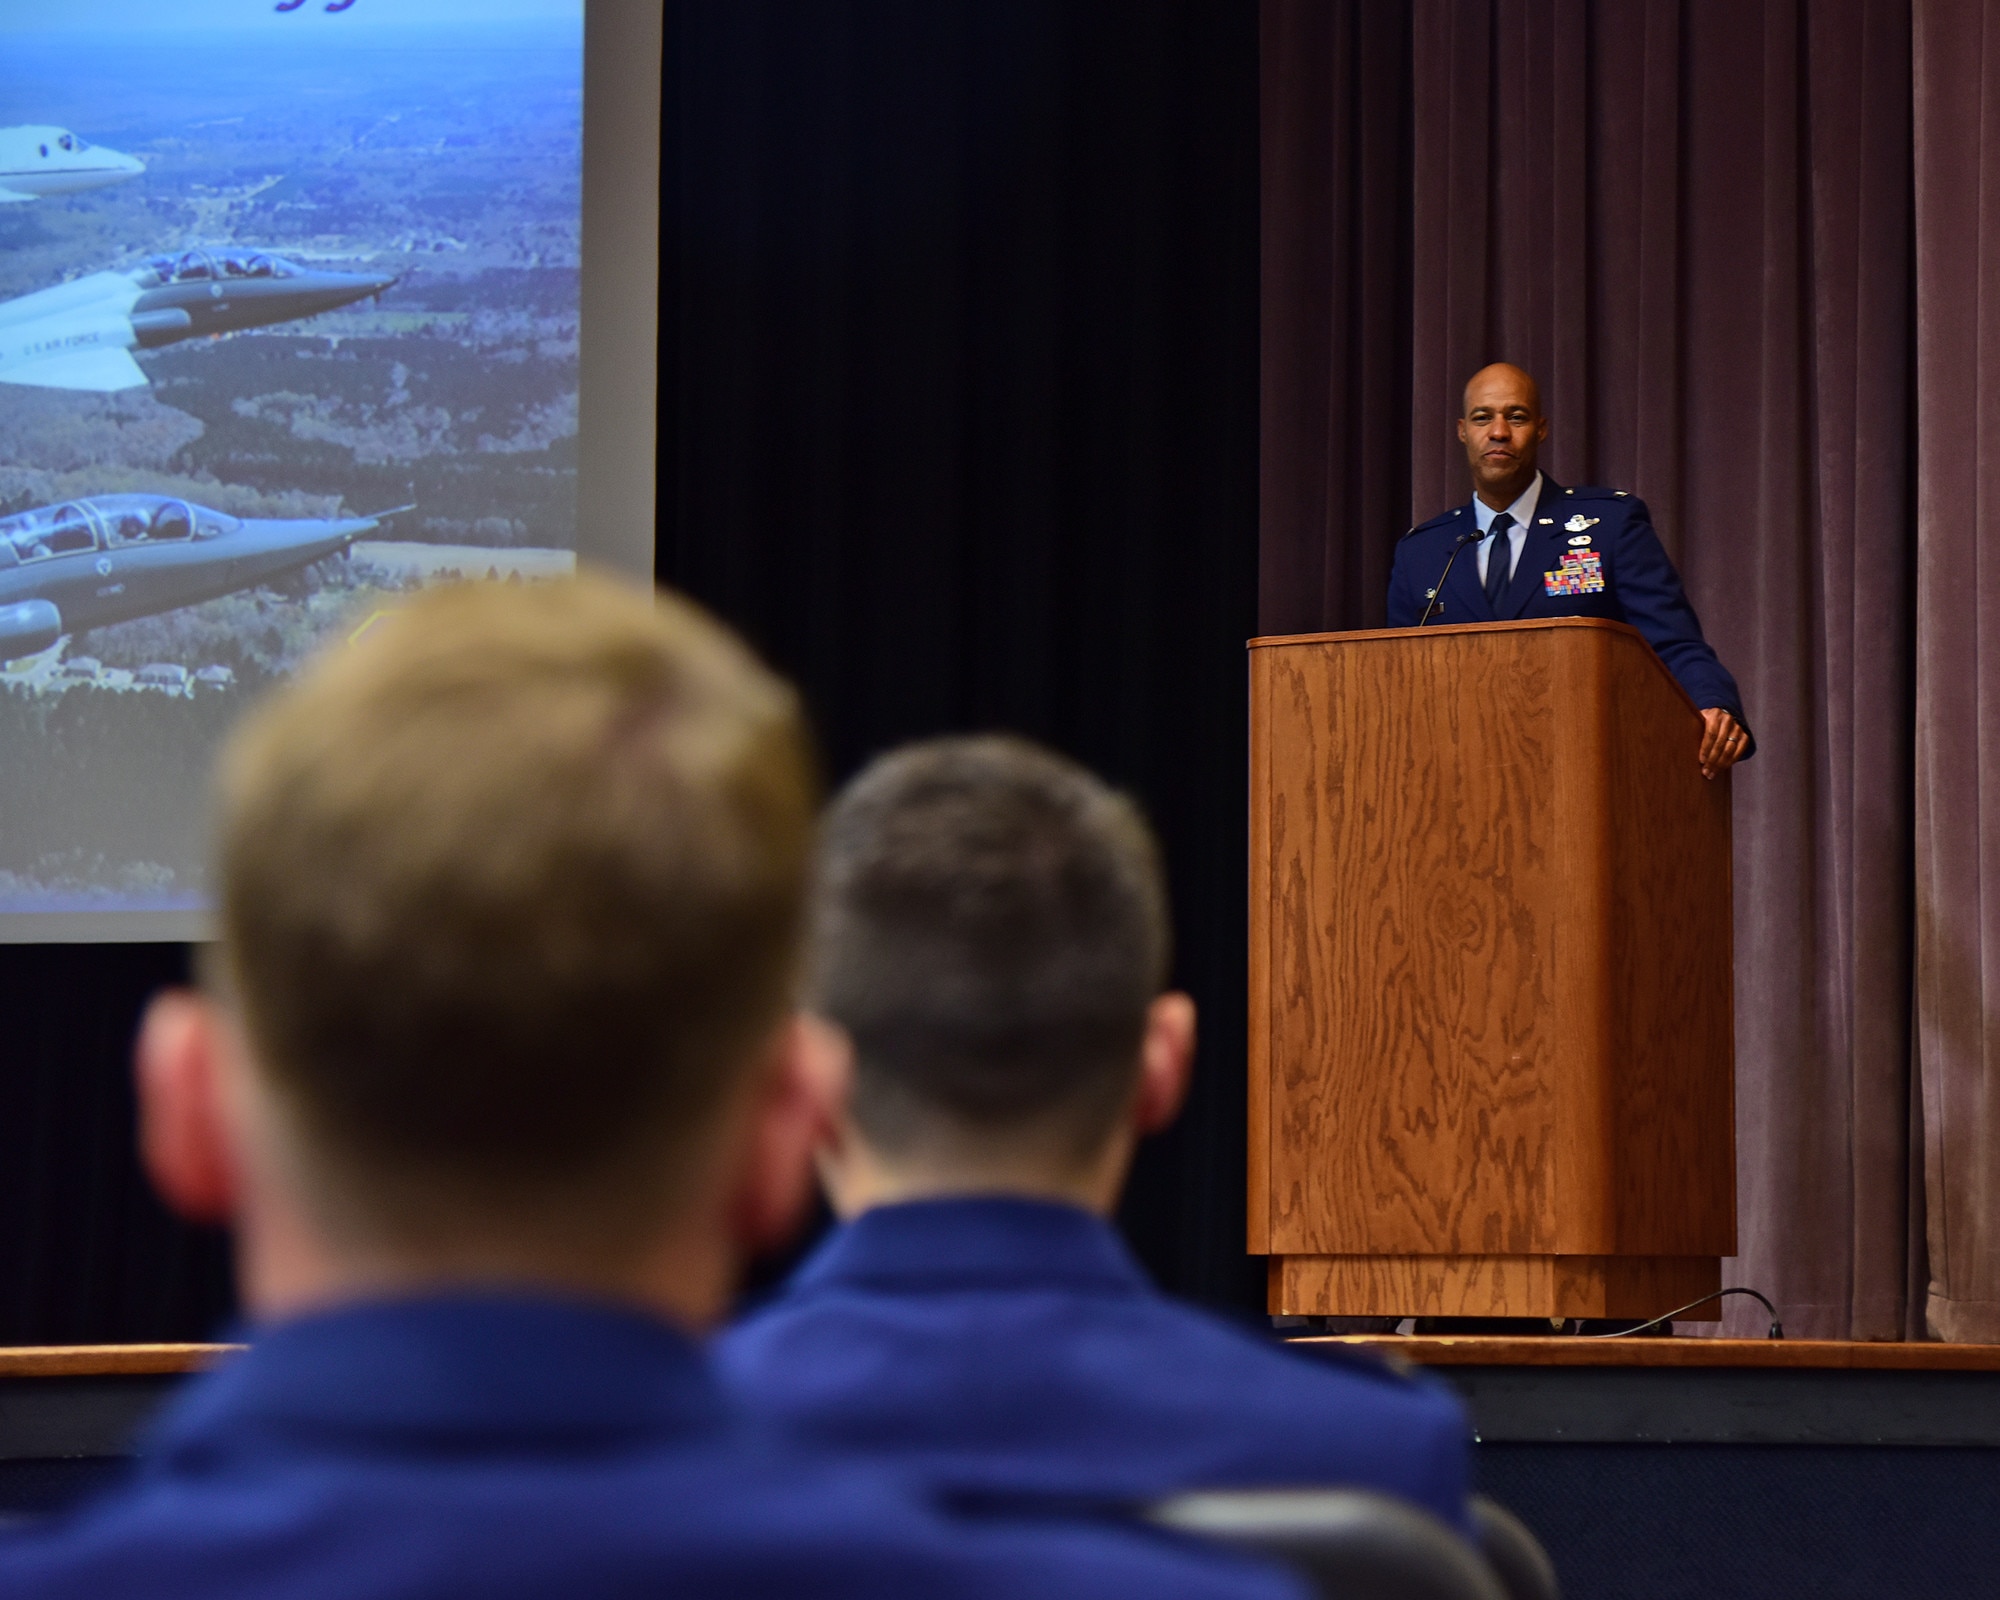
1132 992 1196 1137
728 1013 853 1256
135 990 241 1226
1457 416 1471 444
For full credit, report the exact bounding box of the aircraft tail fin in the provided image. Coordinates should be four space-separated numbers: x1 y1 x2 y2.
0 348 147 392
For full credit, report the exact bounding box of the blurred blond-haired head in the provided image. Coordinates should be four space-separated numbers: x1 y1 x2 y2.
211 573 817 1260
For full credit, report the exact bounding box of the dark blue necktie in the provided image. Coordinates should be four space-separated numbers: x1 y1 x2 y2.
1483 511 1516 613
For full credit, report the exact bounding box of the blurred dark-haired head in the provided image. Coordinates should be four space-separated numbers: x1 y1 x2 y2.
812 735 1170 1170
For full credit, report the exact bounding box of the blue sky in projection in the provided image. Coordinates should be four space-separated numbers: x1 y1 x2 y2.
4 0 576 33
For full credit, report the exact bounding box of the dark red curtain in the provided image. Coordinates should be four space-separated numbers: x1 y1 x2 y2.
1914 0 2000 1343
1260 4 1412 633
1263 0 1921 1338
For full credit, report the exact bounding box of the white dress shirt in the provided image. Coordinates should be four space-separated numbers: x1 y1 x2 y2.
1473 472 1543 587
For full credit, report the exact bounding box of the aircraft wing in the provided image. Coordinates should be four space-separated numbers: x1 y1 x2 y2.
0 271 141 332
0 347 147 391
0 188 33 203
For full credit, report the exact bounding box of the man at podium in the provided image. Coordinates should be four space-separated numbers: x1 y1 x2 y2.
1386 363 1753 778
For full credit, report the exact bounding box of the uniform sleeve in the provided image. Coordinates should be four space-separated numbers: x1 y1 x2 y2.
1411 1382 1477 1540
1609 499 1755 756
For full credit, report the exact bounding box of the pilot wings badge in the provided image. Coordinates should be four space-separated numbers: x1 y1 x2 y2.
1563 514 1599 534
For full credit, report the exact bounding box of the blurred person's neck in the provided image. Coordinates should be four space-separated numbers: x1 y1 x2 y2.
233 1172 740 1335
224 1043 753 1335
818 1118 1136 1222
234 1088 748 1328
140 988 845 1346
815 995 1195 1226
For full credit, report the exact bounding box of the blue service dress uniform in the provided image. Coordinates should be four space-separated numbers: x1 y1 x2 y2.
0 1293 1308 1600
1385 479 1752 749
718 1198 1473 1533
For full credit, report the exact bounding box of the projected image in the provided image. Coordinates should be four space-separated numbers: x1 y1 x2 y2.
0 0 582 915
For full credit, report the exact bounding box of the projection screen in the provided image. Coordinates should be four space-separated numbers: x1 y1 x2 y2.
0 0 658 941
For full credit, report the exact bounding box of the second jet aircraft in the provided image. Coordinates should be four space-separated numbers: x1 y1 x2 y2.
0 247 397 392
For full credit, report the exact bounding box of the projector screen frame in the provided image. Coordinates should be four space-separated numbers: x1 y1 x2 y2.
577 0 662 585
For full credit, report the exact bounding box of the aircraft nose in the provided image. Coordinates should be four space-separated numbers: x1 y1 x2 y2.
111 147 146 175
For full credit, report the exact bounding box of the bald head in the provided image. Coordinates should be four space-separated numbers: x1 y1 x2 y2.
1457 363 1548 509
1462 363 1541 419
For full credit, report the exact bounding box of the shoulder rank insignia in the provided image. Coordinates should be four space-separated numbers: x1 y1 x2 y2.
1564 514 1599 533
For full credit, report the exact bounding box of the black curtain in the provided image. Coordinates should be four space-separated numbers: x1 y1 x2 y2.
0 943 233 1342
662 0 1263 1310
0 0 1263 1342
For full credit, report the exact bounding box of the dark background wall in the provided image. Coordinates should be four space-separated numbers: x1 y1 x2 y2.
661 0 1262 1311
0 0 1263 1342
0 944 229 1342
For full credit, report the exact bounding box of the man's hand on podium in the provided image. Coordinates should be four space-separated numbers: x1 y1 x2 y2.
1699 708 1748 780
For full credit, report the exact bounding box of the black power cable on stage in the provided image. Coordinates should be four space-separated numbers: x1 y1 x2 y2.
1578 1287 1784 1340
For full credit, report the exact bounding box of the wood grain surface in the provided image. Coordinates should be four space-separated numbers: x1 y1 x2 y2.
1271 1253 1718 1318
1247 647 1274 1254
1294 1335 2000 1371
0 1343 237 1378
1603 630 1736 1251
1255 623 1560 1256
1248 619 1736 1313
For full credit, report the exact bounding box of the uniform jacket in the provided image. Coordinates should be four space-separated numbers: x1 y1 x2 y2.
1386 479 1752 747
0 1293 1306 1600
718 1198 1473 1534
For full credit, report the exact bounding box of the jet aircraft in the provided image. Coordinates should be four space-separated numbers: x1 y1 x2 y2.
0 248 398 392
0 126 145 202
0 493 409 660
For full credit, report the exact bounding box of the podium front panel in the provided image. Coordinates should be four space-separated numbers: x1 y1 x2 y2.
1249 619 1736 1317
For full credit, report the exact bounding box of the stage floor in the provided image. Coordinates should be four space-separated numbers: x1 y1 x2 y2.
1295 1336 2000 1599
1297 1334 2000 1444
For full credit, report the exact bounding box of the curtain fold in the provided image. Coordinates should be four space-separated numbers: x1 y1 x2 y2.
1914 0 2000 1343
1264 0 1918 1338
1259 4 1413 635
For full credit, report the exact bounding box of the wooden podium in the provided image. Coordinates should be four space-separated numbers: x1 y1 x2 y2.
1247 618 1736 1320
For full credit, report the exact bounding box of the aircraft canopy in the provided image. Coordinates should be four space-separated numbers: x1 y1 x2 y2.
139 250 306 285
0 496 232 562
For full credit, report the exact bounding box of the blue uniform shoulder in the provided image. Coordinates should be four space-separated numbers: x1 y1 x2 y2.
1554 483 1646 511
1284 1337 1430 1389
1399 505 1466 542
1179 1306 1455 1404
